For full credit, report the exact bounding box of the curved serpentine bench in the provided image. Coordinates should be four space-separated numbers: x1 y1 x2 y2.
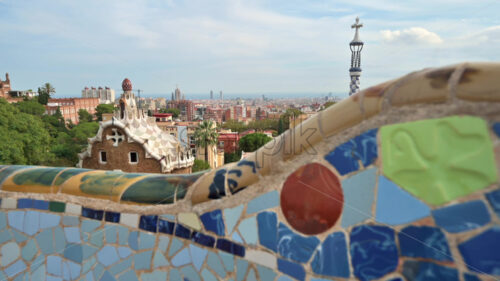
0 62 498 281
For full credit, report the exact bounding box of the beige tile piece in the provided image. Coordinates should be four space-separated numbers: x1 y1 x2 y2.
390 66 452 106
0 198 16 209
279 116 323 161
245 250 277 269
254 134 283 175
225 159 259 195
319 97 363 138
456 62 500 102
120 213 139 228
358 79 395 118
178 212 202 230
65 203 82 215
190 170 218 205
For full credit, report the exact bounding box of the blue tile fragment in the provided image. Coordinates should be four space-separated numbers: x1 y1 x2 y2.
105 212 120 223
172 248 191 267
64 244 83 263
168 269 183 281
5 260 26 278
376 176 430 225
207 251 226 278
238 216 258 245
257 212 277 252
201 268 217 281
311 232 350 278
118 247 132 258
433 200 490 233
33 199 49 210
17 199 49 210
224 205 244 234
493 122 500 137
119 270 138 281
485 189 500 219
192 232 215 247
158 219 175 234
64 227 81 243
36 229 54 255
47 256 62 276
168 238 184 257
350 225 398 281
141 271 167 281
8 211 24 233
219 251 234 272
216 238 245 257
63 216 79 226
100 271 116 281
464 273 481 281
200 209 225 236
40 213 61 229
278 223 319 263
128 231 139 251
82 220 101 233
459 226 500 275
139 215 158 232
97 246 120 267
257 265 277 281
139 232 156 250
175 224 192 239
105 225 117 244
153 250 169 268
341 168 376 227
81 207 103 220
134 250 153 270
247 191 280 214
231 232 244 244
399 226 452 261
324 128 378 175
23 210 40 236
277 258 305 281
236 259 249 281
181 265 201 281
402 260 458 281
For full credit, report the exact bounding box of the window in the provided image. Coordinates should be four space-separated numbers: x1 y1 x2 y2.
100 151 107 164
129 152 138 164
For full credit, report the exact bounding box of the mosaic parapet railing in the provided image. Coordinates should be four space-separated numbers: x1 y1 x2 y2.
0 61 498 281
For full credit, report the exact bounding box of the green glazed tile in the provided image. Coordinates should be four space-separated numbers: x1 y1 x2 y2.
49 201 66 213
381 116 498 205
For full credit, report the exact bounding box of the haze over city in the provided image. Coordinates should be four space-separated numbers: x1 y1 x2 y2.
1 0 499 98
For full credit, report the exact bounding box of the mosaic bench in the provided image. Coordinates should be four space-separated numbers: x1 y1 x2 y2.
0 62 499 281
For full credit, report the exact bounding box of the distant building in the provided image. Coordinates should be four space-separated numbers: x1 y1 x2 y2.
78 78 194 174
0 73 11 98
218 131 240 154
167 86 195 121
46 98 100 124
204 108 224 123
210 90 213 99
82 86 115 104
220 91 223 100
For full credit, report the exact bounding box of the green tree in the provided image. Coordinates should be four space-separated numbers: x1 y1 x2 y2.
37 83 55 105
15 100 46 116
192 159 211 172
239 133 272 152
70 122 99 145
95 104 115 121
221 119 247 132
194 120 219 162
0 99 54 165
147 109 153 117
224 151 242 164
278 118 284 135
280 108 303 130
322 101 336 110
78 109 93 123
160 108 180 118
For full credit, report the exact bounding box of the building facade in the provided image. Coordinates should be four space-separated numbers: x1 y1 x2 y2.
0 73 11 98
79 78 194 174
45 98 100 124
82 86 115 104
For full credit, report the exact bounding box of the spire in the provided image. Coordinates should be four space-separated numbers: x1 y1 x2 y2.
349 17 364 96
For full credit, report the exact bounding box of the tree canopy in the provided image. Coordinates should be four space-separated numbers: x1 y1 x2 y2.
159 108 180 118
95 104 115 121
239 133 272 152
37 83 55 105
192 159 211 172
194 120 219 162
78 109 93 123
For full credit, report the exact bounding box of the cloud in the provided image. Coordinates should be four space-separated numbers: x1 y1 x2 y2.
381 27 443 45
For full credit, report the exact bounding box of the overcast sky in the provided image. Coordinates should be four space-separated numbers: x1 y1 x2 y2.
1 0 499 98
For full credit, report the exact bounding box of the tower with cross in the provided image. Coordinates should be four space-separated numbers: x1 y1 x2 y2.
349 17 364 96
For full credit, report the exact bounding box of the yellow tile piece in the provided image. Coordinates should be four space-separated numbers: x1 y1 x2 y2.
178 212 202 230
456 62 500 102
319 97 363 138
390 67 451 106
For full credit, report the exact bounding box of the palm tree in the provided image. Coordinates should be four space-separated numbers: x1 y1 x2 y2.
194 120 219 163
41 83 55 96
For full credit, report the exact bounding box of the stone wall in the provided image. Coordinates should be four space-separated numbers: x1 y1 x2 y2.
0 62 499 281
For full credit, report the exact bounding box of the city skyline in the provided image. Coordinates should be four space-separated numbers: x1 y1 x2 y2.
1 0 499 97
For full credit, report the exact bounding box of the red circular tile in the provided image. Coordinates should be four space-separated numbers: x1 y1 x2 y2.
280 163 343 235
